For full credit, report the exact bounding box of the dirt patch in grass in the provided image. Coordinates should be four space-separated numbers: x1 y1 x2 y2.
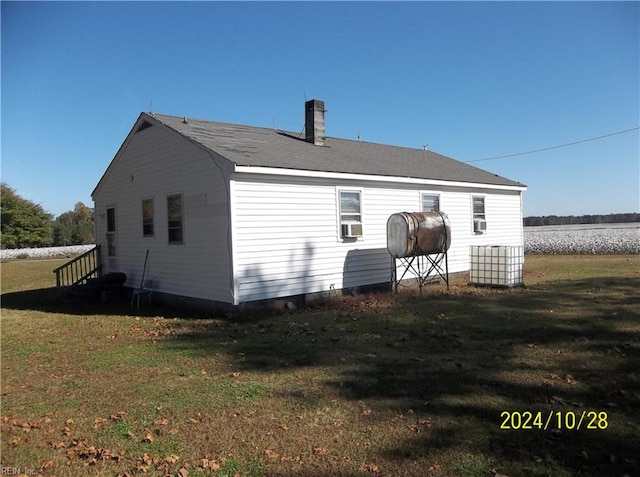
1 255 639 476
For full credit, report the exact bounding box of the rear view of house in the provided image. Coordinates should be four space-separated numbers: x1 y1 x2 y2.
91 100 526 308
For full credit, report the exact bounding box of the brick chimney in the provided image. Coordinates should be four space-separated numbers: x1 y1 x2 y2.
305 99 326 146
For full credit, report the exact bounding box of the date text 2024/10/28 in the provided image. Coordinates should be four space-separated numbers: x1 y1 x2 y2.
500 411 608 430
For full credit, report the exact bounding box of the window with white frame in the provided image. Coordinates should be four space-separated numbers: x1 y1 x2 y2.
421 193 440 212
339 190 363 238
472 195 487 233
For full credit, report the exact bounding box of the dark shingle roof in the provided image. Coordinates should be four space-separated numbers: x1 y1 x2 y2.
149 113 525 188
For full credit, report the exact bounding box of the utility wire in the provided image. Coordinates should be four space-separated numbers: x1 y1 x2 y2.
465 126 640 163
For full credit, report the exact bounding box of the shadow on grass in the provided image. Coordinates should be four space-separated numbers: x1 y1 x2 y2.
2 276 639 475
0 286 223 319
160 276 640 476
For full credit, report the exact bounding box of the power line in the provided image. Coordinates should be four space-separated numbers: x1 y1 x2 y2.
465 126 640 163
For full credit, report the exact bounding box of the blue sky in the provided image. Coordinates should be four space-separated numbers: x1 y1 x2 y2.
2 1 638 218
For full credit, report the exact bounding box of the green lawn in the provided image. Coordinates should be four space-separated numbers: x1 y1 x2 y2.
1 255 639 476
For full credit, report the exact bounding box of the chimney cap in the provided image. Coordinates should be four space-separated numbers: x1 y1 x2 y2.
306 99 326 112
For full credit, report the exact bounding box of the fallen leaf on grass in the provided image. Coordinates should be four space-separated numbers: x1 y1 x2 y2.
99 448 123 462
361 409 372 417
93 417 109 429
153 418 169 426
15 420 38 432
200 458 221 471
65 440 123 463
110 411 126 421
39 459 54 471
9 436 21 446
189 414 204 424
163 454 180 464
312 447 329 455
360 462 381 474
178 467 189 477
265 449 280 460
142 433 154 443
565 374 578 385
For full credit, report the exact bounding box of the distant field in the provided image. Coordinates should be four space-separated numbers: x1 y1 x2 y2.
524 222 639 254
1 222 638 261
1 255 639 476
0 245 94 261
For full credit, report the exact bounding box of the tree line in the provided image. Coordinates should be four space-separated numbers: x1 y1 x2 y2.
1 183 94 249
524 213 640 227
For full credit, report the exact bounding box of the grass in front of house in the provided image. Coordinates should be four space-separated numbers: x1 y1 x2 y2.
1 255 639 476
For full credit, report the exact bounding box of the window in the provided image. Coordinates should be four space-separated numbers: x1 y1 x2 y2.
339 190 363 238
142 198 154 237
106 207 116 233
421 193 440 212
167 194 184 244
472 195 487 233
106 207 117 257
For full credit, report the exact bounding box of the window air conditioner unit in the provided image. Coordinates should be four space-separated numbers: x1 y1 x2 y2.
474 219 487 233
342 222 363 238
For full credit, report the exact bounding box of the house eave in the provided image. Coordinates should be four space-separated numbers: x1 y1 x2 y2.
233 165 528 192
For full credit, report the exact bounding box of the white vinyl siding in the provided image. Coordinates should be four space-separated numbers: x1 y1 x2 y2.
232 174 524 303
93 121 233 303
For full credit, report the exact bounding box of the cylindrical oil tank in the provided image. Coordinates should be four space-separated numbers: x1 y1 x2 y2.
387 211 451 258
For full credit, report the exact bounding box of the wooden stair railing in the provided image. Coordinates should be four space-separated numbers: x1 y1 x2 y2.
53 245 102 296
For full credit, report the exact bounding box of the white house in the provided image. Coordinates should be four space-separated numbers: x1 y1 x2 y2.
91 100 527 307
